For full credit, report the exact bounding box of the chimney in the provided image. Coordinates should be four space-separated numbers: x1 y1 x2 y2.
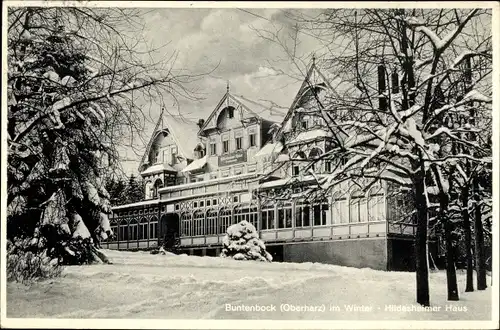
197 119 205 129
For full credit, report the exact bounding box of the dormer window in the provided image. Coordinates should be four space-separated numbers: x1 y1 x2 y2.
301 120 308 130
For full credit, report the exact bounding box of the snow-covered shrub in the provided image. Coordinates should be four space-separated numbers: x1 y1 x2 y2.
220 221 272 262
7 238 61 283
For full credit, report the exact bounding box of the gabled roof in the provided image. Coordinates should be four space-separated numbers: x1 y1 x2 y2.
275 58 340 138
138 109 201 172
198 88 286 135
230 94 287 123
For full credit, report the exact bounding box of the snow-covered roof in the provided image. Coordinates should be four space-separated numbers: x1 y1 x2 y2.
158 172 258 193
198 92 287 135
182 155 208 173
254 141 283 158
230 94 286 124
140 163 177 176
112 199 159 211
138 111 202 172
162 114 201 160
288 129 330 144
259 175 316 189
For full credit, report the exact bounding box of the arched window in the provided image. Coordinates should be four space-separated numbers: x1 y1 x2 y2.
193 210 205 236
292 151 306 176
350 189 368 223
129 219 138 241
332 192 348 224
313 198 330 226
180 212 192 237
119 219 128 241
139 218 148 240
368 185 385 222
233 203 258 228
219 208 232 234
206 209 218 235
109 218 118 242
308 147 323 172
194 143 206 159
295 199 311 227
149 216 158 239
153 179 163 198
145 181 153 199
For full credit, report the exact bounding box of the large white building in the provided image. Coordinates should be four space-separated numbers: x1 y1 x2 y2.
103 60 428 271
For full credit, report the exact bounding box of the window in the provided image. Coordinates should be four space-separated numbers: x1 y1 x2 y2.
149 217 158 239
249 134 256 147
234 204 258 228
206 200 211 207
171 146 178 164
261 203 275 230
210 143 217 155
206 209 218 235
295 200 311 227
119 220 128 241
219 208 232 234
200 200 204 208
193 201 198 208
233 195 239 203
212 199 218 206
235 137 242 150
313 199 330 226
325 161 332 173
139 218 149 240
248 164 257 173
128 220 138 241
368 186 385 222
180 213 192 237
277 202 293 228
350 190 368 223
228 108 234 118
193 210 204 236
292 165 300 176
223 140 229 153
301 120 308 130
332 193 348 224
309 147 323 173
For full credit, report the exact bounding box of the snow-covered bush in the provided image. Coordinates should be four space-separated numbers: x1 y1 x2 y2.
7 238 61 283
220 221 272 262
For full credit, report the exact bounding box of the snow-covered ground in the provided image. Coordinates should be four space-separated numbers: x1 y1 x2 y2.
7 249 492 320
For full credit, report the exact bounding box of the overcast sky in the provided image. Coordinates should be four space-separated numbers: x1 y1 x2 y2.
118 8 326 175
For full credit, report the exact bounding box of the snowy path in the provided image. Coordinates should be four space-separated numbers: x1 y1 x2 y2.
7 249 492 320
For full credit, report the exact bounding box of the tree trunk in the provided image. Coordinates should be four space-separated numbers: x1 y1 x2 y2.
461 186 474 292
443 215 459 300
433 167 459 301
414 173 430 306
473 177 487 290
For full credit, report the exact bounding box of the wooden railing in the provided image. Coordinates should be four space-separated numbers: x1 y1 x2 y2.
179 220 387 247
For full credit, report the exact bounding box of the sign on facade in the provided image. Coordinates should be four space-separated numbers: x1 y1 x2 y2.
218 149 247 167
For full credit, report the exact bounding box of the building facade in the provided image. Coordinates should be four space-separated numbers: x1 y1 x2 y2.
104 61 423 271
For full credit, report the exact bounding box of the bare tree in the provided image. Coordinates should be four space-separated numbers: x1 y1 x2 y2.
253 8 492 305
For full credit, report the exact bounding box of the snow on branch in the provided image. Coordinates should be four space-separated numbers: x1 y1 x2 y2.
415 9 478 52
462 90 492 103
